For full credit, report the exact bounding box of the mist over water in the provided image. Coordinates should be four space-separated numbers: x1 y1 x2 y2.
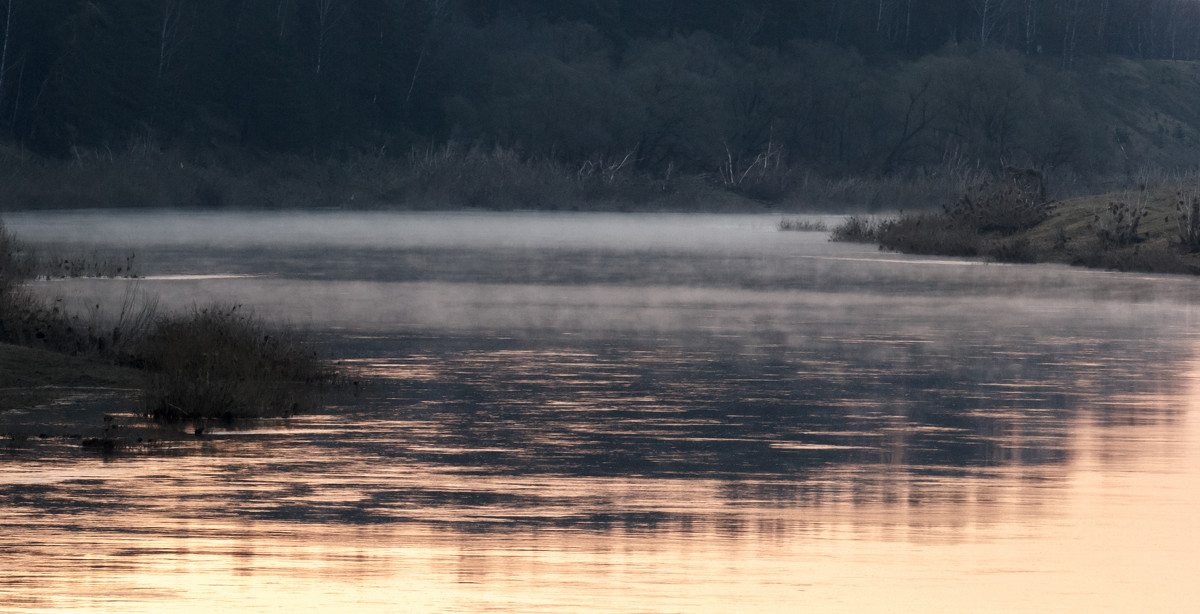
3 211 1200 612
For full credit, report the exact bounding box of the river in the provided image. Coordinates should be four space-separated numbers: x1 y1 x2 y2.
2 211 1199 612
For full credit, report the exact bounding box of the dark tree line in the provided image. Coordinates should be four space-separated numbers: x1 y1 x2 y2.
457 0 1200 62
1 0 1200 175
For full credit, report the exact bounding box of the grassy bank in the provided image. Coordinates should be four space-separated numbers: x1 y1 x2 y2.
0 342 141 411
1 214 334 432
0 296 334 423
833 176 1200 275
1016 188 1200 273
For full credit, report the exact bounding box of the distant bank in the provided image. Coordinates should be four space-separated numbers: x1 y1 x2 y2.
833 179 1200 276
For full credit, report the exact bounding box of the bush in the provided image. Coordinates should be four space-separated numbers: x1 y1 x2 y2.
1175 192 1200 252
2 217 330 424
0 217 42 348
778 218 828 232
137 305 331 421
1073 241 1193 274
987 236 1036 263
875 214 981 257
0 217 33 296
943 169 1052 235
1094 200 1148 247
830 215 885 242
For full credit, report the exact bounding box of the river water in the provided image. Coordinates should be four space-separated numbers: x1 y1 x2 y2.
2 211 1199 612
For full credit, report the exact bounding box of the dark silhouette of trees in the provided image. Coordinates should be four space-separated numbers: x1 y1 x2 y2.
3 0 1200 179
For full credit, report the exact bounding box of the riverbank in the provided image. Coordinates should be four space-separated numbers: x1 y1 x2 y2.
4 218 335 433
0 342 141 409
1019 187 1200 273
0 141 1132 214
838 182 1200 276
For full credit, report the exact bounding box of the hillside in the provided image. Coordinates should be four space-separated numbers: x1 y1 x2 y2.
5 1 1200 211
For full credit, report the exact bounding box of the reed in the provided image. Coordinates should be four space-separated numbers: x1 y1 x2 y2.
136 304 332 421
830 215 887 243
777 218 828 232
3 214 331 431
32 249 138 279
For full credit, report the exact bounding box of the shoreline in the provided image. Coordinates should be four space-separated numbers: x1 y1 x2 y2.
0 343 143 440
0 343 141 408
838 184 1200 277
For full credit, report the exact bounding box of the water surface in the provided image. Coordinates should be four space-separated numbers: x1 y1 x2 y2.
3 211 1199 612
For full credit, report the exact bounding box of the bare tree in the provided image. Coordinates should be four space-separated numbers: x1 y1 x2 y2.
314 0 347 75
405 0 451 105
0 0 12 106
1021 0 1038 54
1166 0 1185 59
904 0 915 44
882 77 940 172
972 0 1011 46
158 0 193 80
1059 0 1082 68
276 0 293 41
1094 0 1109 49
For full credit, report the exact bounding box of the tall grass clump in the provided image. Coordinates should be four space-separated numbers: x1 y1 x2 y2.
874 213 981 256
1093 199 1148 247
1 219 154 356
33 250 138 279
831 170 1051 258
3 217 332 425
1175 191 1200 252
136 305 331 421
942 169 1052 235
778 218 828 232
0 217 34 295
830 216 886 242
0 216 39 345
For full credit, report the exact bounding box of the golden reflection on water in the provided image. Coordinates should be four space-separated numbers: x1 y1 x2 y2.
6 208 1200 611
6 332 1198 611
5 452 1195 613
4 369 1199 613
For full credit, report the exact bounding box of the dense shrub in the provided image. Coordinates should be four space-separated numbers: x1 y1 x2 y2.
778 218 828 232
943 169 1052 235
1094 200 1148 247
830 216 885 243
1175 193 1200 252
987 236 1036 263
0 217 41 347
0 217 33 296
3 217 331 424
875 214 981 257
137 305 331 421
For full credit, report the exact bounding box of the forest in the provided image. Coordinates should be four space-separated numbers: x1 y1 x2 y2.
5 0 1200 210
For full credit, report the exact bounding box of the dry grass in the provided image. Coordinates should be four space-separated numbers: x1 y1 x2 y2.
833 177 1200 275
778 218 828 232
830 216 887 243
137 305 332 421
3 214 332 423
875 215 981 257
31 250 138 279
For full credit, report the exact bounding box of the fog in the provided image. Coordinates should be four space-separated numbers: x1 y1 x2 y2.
6 210 1200 613
11 211 1200 345
6 210 831 250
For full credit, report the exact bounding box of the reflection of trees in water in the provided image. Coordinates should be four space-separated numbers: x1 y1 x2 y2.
372 325 1192 482
321 325 1194 534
